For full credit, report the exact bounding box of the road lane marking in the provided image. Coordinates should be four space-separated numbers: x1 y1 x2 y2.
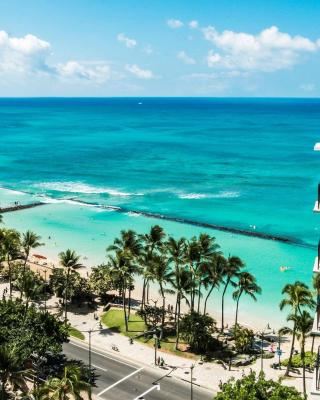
133 384 160 400
92 364 108 372
67 341 136 368
97 367 144 396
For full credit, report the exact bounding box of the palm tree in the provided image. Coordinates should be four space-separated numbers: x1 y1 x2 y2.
232 271 261 332
17 272 44 314
279 281 315 376
0 228 21 299
59 250 83 324
220 256 244 332
202 254 226 315
42 364 90 400
280 311 313 399
140 226 165 307
169 267 193 350
107 229 142 258
196 234 221 313
108 230 142 315
150 254 173 336
184 237 200 311
166 236 186 322
108 251 132 332
0 344 28 399
21 231 42 297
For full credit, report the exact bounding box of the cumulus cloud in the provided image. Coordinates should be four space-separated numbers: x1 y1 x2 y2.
203 25 319 72
56 61 113 83
117 33 137 48
0 30 117 84
167 19 183 29
177 50 196 64
189 20 199 29
125 64 155 79
0 30 51 74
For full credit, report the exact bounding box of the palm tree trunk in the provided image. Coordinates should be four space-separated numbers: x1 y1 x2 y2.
160 284 165 339
146 282 150 303
20 251 29 299
190 264 195 311
64 268 70 324
128 287 131 318
8 256 12 300
234 294 241 335
302 337 306 399
203 284 214 315
123 283 128 332
141 278 146 310
197 282 201 314
175 295 181 350
285 321 297 376
174 294 179 324
221 279 230 333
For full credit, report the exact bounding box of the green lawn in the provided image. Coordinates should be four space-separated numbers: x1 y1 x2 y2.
101 308 197 359
101 308 146 337
68 326 85 340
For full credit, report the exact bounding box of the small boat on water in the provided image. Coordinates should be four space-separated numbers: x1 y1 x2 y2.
280 265 291 272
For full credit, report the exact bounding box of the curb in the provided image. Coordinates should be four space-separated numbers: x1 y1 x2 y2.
68 337 214 394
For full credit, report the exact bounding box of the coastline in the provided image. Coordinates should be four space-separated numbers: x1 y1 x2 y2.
0 188 315 330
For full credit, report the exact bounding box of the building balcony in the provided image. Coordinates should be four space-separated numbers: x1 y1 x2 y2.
314 257 320 273
310 346 320 398
310 368 320 398
312 312 320 336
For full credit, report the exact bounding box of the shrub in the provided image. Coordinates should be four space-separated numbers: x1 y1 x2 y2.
214 371 304 400
281 351 316 368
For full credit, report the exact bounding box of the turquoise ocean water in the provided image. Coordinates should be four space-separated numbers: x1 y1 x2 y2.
0 97 320 328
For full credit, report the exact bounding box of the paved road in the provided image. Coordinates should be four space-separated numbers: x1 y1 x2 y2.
63 341 213 400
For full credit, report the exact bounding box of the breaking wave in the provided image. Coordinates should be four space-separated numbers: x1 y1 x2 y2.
34 182 143 197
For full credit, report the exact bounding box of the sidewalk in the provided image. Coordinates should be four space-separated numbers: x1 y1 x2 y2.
66 303 314 395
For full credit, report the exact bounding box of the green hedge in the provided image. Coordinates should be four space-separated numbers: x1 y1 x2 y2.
281 351 316 368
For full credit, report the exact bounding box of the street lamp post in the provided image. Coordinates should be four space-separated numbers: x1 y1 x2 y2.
153 333 160 365
190 364 195 400
277 332 282 369
260 323 271 373
76 323 104 400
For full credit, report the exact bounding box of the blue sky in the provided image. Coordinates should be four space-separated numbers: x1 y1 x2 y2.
0 0 319 96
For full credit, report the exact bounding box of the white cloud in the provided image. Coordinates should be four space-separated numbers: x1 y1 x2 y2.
0 30 118 84
177 50 196 64
203 25 319 72
181 70 246 81
142 45 154 55
300 83 315 92
117 33 137 48
189 20 199 29
125 64 155 79
56 61 113 83
0 30 51 74
167 19 183 29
